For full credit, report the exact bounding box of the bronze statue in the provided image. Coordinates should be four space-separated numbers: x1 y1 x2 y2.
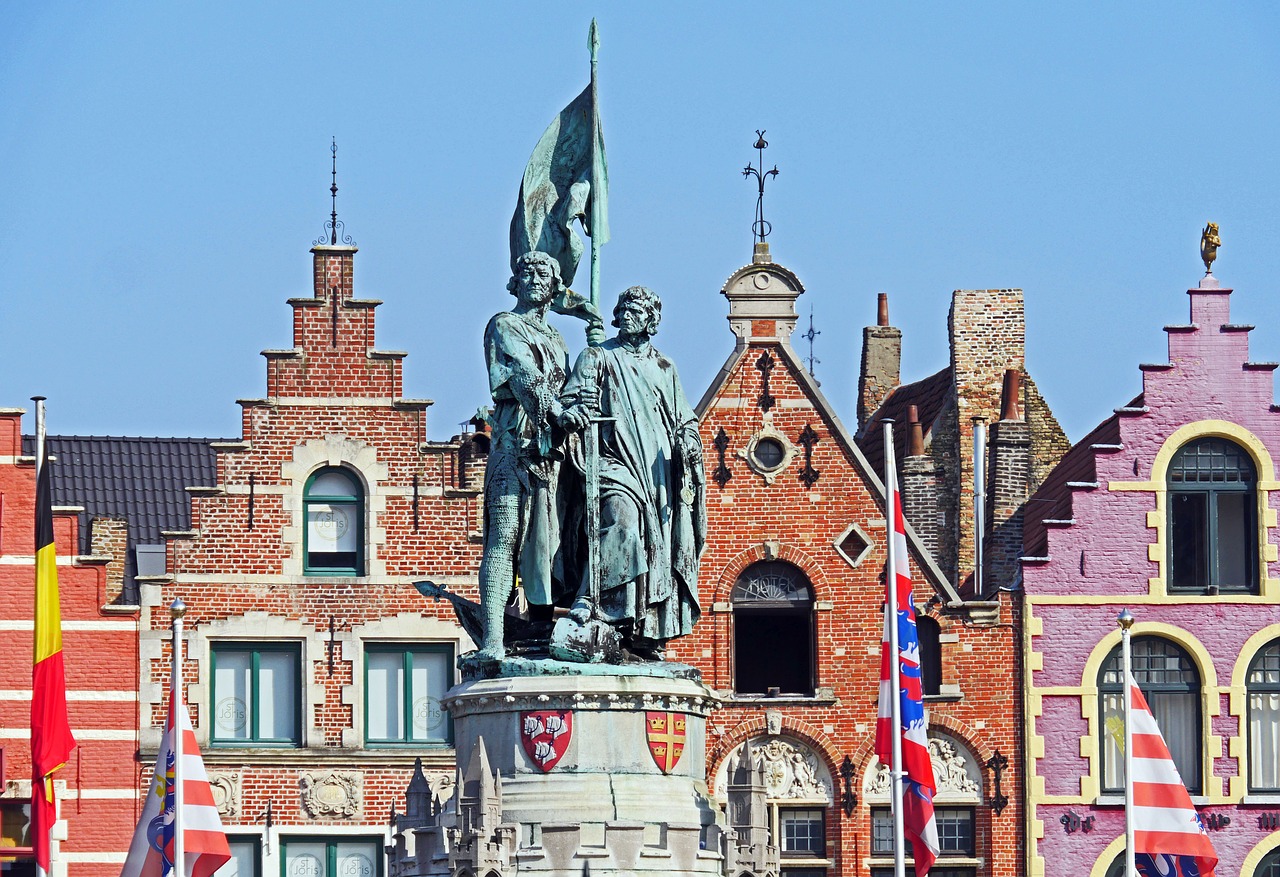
1201 222 1220 275
478 251 601 660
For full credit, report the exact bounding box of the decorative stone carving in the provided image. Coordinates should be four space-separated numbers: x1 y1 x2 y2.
300 770 361 818
207 772 240 819
863 736 981 800
765 709 782 736
754 737 831 800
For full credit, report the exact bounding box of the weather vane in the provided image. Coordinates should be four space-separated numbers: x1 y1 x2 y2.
802 306 821 384
1200 222 1220 275
314 138 354 247
743 130 779 243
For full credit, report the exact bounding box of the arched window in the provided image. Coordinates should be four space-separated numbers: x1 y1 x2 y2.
1103 853 1125 877
732 561 815 696
1249 639 1280 792
304 467 363 575
1168 437 1257 593
917 615 942 697
1099 637 1201 794
1257 849 1280 877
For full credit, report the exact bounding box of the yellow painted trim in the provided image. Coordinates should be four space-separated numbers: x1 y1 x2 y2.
1241 830 1280 875
1027 593 1279 605
1107 420 1277 600
1228 623 1280 798
1076 624 1220 802
1089 835 1127 877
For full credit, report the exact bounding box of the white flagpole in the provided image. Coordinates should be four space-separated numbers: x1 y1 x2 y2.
883 421 907 877
1119 608 1136 877
171 598 186 875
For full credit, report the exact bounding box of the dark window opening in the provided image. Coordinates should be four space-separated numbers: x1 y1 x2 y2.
732 561 815 696
1168 438 1256 593
917 615 942 696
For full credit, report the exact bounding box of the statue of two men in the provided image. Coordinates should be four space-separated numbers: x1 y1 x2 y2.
479 251 706 662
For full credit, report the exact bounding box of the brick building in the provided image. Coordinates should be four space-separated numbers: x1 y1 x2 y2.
133 242 482 876
1022 266 1280 876
0 411 143 876
672 241 1045 877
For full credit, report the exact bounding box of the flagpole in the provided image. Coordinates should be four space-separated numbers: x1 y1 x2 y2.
588 18 601 311
33 397 45 481
883 421 907 877
1119 608 1135 877
172 598 186 875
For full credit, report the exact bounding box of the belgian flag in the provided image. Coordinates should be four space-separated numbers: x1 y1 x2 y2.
31 423 75 877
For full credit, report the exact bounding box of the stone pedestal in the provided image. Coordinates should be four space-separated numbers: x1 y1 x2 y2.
389 667 778 877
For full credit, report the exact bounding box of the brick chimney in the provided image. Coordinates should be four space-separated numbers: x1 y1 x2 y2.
986 368 1030 592
902 404 943 561
858 292 902 427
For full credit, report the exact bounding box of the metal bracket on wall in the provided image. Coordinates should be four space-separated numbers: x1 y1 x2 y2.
755 350 776 412
713 428 732 488
797 423 820 487
986 749 1009 815
839 755 856 816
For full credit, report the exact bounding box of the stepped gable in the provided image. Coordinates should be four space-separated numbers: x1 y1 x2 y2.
1024 274 1279 568
856 366 950 474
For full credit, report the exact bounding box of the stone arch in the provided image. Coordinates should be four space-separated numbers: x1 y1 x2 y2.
1078 623 1220 799
708 717 841 798
711 732 835 803
280 435 391 578
713 542 831 604
1230 623 1280 798
1243 829 1280 876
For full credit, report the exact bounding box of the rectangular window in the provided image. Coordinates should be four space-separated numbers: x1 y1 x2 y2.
365 645 453 745
779 807 824 857
211 644 300 746
872 807 974 857
282 837 382 877
1102 691 1201 794
212 836 260 877
1170 492 1208 589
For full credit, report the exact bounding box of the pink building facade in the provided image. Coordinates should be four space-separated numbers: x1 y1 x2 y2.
1022 269 1280 876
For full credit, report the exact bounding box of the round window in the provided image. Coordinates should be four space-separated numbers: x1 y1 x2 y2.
752 437 786 470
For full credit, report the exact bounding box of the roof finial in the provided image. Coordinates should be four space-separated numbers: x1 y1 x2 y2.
1200 222 1220 276
801 306 821 385
314 138 354 247
743 130 779 245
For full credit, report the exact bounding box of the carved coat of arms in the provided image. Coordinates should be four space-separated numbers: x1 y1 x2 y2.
520 710 572 772
645 711 687 774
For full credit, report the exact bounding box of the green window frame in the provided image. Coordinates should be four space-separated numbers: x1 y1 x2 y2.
211 643 301 747
1099 637 1201 794
213 835 261 877
1167 437 1257 593
280 836 382 877
1257 849 1280 877
304 467 363 576
364 644 454 746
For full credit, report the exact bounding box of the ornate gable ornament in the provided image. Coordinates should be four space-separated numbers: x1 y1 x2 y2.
863 735 981 802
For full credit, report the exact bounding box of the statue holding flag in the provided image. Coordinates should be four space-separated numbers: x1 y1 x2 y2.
478 20 609 661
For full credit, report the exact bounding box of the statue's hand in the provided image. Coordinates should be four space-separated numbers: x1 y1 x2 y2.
586 320 606 346
682 433 704 466
556 406 591 432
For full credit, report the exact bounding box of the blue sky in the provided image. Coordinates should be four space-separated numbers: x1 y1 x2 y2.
3 4 1280 442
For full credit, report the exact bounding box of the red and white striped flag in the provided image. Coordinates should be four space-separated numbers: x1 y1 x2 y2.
120 691 229 877
875 438 940 875
1129 682 1217 877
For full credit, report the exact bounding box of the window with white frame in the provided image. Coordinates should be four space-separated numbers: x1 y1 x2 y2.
1249 639 1280 792
365 644 453 745
211 643 301 746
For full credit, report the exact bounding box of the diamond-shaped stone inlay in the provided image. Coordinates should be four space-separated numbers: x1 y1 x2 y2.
834 522 872 568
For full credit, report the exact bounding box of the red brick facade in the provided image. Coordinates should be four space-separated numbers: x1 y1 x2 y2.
138 245 481 869
672 248 1027 877
0 409 139 876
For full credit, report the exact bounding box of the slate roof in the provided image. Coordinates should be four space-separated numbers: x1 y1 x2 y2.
22 435 227 602
856 366 953 474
